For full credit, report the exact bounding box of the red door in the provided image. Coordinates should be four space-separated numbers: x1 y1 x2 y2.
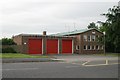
47 39 58 54
28 39 42 54
62 39 72 54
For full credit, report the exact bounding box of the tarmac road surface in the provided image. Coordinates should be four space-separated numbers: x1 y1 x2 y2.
2 61 118 78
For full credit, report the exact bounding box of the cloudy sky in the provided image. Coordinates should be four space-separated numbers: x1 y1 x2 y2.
0 0 119 38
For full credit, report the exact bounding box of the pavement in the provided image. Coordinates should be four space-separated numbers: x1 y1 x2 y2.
52 54 119 67
52 54 118 61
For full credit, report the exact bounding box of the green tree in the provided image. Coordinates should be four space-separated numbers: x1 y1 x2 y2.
0 38 16 45
99 6 120 53
87 22 98 29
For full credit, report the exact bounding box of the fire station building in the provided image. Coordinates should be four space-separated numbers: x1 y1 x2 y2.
13 28 104 54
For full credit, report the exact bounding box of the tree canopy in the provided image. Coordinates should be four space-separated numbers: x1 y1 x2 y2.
99 6 120 53
87 22 98 29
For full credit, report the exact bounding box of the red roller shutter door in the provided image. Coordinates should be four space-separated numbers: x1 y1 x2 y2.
28 39 42 54
62 39 72 54
47 39 58 54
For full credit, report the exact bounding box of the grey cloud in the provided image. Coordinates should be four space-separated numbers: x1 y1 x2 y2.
53 2 117 19
0 1 118 38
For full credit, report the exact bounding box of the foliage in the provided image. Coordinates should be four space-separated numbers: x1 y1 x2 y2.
0 38 16 45
99 6 120 53
2 47 17 53
87 22 98 29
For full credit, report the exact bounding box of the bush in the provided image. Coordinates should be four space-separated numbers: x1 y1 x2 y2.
0 38 16 45
2 47 17 53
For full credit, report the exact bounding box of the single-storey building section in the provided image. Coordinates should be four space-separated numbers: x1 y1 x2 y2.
13 28 104 54
13 33 75 54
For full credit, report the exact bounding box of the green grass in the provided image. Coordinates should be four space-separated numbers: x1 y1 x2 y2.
0 53 119 58
92 53 120 57
0 53 49 58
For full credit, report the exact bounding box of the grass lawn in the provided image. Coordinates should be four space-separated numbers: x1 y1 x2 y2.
0 53 119 58
0 53 49 58
93 53 120 57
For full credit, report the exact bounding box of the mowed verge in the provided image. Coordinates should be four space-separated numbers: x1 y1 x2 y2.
0 53 48 58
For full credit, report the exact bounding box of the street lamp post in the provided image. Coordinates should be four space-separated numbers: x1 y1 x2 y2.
103 32 106 55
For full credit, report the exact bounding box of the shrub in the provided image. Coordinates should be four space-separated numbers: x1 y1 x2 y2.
0 38 16 45
2 47 17 53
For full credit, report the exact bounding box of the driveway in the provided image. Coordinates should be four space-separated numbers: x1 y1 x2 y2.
52 54 118 61
51 54 119 66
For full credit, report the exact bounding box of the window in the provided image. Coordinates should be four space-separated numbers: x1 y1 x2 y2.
102 46 104 50
96 35 99 38
88 35 91 41
83 35 87 41
87 45 91 50
96 45 99 50
84 45 87 50
100 45 104 50
91 35 95 41
96 35 99 42
76 45 79 50
92 45 95 50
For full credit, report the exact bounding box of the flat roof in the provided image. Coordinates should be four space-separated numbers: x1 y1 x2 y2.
13 34 75 38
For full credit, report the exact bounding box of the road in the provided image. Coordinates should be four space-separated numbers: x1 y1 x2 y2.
2 61 119 78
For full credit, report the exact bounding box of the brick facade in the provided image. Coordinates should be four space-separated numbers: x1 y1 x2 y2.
13 28 104 54
69 29 104 54
13 34 75 54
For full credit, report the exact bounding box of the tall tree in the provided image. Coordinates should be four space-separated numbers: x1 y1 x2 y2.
87 22 98 29
99 6 120 53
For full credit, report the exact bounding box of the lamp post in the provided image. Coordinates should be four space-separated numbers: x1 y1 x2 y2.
103 32 106 55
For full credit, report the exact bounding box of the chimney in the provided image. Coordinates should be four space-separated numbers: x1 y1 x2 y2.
43 31 46 35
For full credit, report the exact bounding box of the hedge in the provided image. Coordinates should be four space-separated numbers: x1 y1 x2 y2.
2 47 17 53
